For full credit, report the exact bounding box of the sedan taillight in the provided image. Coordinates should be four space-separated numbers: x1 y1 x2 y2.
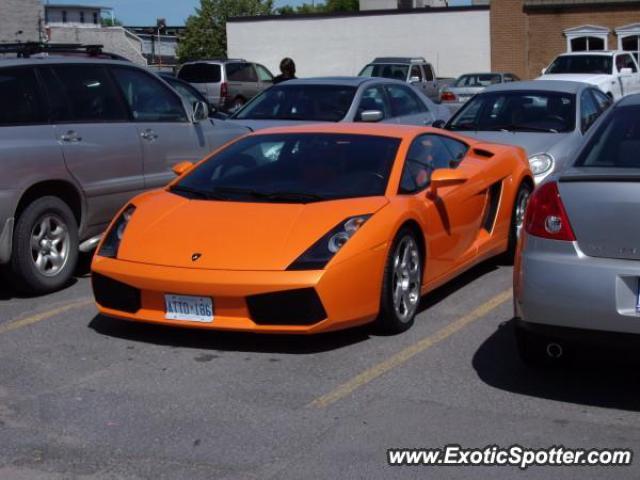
220 81 229 99
440 91 457 102
524 182 576 241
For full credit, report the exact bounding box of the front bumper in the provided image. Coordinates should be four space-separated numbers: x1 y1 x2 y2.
91 247 386 334
515 235 640 335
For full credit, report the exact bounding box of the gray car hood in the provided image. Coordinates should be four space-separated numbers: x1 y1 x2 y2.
452 130 571 156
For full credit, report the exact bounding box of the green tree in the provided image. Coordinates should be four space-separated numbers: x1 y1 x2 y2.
177 0 273 62
101 17 123 27
276 0 359 15
324 0 359 11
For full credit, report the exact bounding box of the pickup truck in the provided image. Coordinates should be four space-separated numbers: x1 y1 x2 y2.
537 50 640 100
358 57 455 103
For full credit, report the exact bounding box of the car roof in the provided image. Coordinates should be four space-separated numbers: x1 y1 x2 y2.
181 58 247 65
370 57 427 64
616 93 640 107
457 72 506 76
277 76 406 87
483 79 586 94
556 50 621 57
0 56 135 68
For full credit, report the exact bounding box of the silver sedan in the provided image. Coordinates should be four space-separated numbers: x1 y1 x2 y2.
514 94 640 365
443 80 613 183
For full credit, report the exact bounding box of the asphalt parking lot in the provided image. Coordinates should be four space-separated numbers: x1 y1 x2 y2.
1 258 640 480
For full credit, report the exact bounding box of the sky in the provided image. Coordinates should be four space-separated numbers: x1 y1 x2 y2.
46 0 310 25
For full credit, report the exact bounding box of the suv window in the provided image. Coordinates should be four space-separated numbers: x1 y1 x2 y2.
112 67 187 123
356 86 389 121
410 65 423 81
178 63 221 83
226 63 258 82
50 65 128 122
385 84 427 117
0 67 45 126
580 89 600 133
255 64 273 82
400 134 465 193
423 64 434 82
616 53 638 72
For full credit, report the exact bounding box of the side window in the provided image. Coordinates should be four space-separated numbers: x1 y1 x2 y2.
423 64 434 82
255 64 273 82
592 89 612 113
410 65 423 81
385 84 427 117
400 134 463 193
226 63 258 82
580 90 600 133
111 67 187 122
356 86 389 121
0 67 45 126
50 65 129 123
625 54 638 72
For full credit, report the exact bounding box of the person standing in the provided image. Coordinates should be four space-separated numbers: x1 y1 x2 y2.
273 57 297 84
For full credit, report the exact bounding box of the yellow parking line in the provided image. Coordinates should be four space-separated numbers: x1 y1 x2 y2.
308 288 512 409
0 298 94 335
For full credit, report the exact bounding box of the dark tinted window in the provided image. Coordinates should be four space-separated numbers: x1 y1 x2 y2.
546 55 612 74
0 67 45 126
400 134 468 193
234 84 356 122
448 91 576 133
178 63 221 83
424 64 434 82
576 106 640 168
592 88 612 112
359 63 409 82
226 63 258 82
580 90 600 133
455 73 502 87
174 133 401 202
166 77 205 107
386 84 427 117
51 65 128 122
616 53 638 72
112 67 187 122
410 65 423 81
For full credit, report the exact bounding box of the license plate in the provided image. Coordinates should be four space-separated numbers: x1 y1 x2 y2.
164 294 214 323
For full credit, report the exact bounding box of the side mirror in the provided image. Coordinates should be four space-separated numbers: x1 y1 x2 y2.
192 101 209 123
409 76 421 83
428 168 467 195
359 110 384 123
541 67 547 75
620 67 633 75
172 161 194 176
432 119 446 129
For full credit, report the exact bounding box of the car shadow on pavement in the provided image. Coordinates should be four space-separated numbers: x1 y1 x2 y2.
473 319 640 412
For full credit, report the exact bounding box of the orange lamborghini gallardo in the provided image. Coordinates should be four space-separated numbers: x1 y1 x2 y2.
92 124 532 334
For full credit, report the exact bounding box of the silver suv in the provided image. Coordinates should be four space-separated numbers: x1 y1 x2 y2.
0 49 248 293
177 59 274 113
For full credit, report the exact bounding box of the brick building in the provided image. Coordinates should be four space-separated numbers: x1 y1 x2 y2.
492 0 640 79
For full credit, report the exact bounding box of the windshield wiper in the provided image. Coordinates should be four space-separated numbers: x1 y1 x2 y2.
211 187 326 203
170 185 228 200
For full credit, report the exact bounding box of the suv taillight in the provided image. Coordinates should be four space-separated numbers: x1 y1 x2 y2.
220 82 229 99
524 182 576 241
440 91 456 102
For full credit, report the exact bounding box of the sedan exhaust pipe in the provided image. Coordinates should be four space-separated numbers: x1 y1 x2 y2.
545 342 563 359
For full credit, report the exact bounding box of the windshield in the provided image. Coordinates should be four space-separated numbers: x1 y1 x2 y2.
448 91 576 133
576 106 640 168
233 85 357 122
454 73 502 88
546 55 613 75
359 64 409 82
172 133 400 203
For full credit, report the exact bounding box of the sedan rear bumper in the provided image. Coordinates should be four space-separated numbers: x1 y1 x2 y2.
515 235 640 335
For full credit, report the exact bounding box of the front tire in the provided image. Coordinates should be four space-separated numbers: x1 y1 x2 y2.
376 228 423 334
10 196 79 294
506 182 532 259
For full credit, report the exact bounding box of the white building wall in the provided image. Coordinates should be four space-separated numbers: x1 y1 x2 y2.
359 0 398 9
227 9 490 78
46 7 102 28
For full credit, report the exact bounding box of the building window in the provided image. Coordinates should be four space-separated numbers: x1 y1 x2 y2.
93 12 99 24
621 36 640 62
80 11 85 23
62 10 67 23
570 36 605 52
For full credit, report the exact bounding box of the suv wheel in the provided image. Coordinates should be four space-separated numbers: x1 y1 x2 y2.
10 196 79 294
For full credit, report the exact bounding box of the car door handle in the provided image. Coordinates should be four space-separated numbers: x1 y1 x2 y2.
140 129 158 141
59 130 82 143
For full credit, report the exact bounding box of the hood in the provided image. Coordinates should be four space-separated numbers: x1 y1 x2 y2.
537 73 610 86
223 119 325 132
117 191 388 271
453 130 570 156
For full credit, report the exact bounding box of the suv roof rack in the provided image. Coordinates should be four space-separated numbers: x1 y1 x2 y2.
372 57 427 64
0 42 128 61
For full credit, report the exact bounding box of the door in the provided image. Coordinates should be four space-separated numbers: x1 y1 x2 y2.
400 134 485 283
110 65 212 190
421 64 439 102
616 53 640 96
43 64 145 230
226 62 259 103
384 84 434 125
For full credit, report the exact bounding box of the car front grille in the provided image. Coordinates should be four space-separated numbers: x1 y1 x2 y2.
246 288 327 326
92 273 141 314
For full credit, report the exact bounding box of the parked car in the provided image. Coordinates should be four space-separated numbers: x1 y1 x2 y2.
225 77 451 131
442 80 612 183
177 59 274 113
157 72 229 120
0 53 248 293
91 123 532 334
358 57 454 103
514 94 640 365
440 72 520 110
538 50 640 100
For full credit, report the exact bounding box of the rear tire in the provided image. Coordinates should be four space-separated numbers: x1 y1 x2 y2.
505 181 532 259
376 228 423 334
10 196 79 294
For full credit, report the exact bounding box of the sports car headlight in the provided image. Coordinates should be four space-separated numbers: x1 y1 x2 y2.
97 205 136 258
287 215 371 270
528 154 554 176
